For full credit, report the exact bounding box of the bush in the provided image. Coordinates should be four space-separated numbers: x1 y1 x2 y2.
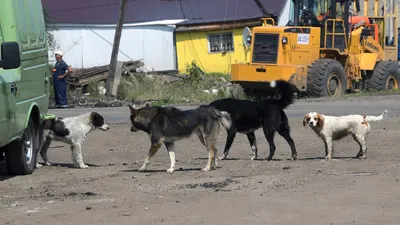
116 61 236 105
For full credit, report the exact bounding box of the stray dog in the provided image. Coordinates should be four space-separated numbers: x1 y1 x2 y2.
128 104 231 173
36 112 110 169
303 110 387 159
209 80 297 161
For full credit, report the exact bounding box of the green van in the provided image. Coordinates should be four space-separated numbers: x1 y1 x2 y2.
0 0 52 175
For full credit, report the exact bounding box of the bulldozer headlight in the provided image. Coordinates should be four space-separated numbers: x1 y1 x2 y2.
282 37 288 44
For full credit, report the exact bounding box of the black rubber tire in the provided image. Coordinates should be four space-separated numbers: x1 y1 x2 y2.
366 61 400 91
5 117 38 175
307 59 347 97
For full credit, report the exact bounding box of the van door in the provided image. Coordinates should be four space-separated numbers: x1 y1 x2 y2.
0 72 10 141
0 71 17 143
0 27 17 144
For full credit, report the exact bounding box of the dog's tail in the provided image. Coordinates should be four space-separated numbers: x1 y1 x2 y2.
365 109 388 122
198 105 232 130
216 111 232 130
268 79 296 109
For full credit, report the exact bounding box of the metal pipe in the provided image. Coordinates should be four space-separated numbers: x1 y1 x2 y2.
293 0 300 26
343 0 350 41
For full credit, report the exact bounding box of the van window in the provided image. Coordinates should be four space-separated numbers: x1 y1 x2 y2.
13 0 45 48
15 0 29 46
27 0 38 43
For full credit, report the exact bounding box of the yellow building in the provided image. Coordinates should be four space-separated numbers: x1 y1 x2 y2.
175 20 263 75
173 0 291 75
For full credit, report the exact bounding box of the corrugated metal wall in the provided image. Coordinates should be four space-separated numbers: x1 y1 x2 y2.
48 25 176 71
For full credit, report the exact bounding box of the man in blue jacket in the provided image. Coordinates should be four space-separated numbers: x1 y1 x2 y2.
52 50 72 108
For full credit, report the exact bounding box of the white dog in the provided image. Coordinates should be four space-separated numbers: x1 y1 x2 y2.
303 110 387 159
36 112 109 169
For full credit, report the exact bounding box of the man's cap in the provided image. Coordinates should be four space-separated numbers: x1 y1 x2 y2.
54 50 63 56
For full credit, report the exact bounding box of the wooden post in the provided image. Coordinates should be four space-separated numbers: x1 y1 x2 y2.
111 61 123 96
106 0 128 97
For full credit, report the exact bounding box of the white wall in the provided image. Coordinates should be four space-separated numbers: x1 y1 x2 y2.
49 25 176 71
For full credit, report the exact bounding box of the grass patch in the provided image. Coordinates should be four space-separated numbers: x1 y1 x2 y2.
116 74 233 105
85 80 105 100
346 89 400 97
116 62 239 106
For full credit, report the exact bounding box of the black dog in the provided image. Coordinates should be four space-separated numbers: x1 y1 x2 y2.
128 104 231 173
209 80 297 161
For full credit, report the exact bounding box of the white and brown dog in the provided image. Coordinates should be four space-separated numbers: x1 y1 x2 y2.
36 112 110 169
303 110 387 159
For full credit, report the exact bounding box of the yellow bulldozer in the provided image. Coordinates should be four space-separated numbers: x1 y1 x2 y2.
231 0 399 97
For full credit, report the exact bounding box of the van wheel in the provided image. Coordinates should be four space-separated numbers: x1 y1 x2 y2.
307 59 347 97
5 117 38 175
366 61 400 91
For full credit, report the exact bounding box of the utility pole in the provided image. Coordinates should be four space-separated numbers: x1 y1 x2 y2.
106 0 128 97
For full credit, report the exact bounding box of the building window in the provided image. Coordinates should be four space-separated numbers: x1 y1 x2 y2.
207 33 234 53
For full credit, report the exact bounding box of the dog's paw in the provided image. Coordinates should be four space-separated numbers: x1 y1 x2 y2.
356 151 366 159
44 162 52 166
292 155 298 160
212 158 219 169
35 163 43 168
250 155 258 160
77 164 89 169
166 168 174 173
81 165 89 169
218 154 227 160
138 166 147 172
213 160 218 168
357 154 367 159
201 167 211 172
324 156 332 160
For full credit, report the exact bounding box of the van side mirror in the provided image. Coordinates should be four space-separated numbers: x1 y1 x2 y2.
0 42 21 70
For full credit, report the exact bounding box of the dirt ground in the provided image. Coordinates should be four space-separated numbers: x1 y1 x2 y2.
1 116 400 225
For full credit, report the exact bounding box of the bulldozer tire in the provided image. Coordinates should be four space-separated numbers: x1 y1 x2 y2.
307 59 347 97
366 61 400 91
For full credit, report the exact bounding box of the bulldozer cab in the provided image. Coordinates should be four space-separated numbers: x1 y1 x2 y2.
292 0 350 52
291 0 398 57
292 0 349 25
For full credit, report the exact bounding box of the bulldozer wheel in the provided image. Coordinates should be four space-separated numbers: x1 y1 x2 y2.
307 59 347 97
366 61 400 91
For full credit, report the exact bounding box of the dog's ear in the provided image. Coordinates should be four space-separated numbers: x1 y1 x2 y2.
316 113 324 127
273 90 282 100
129 104 137 116
144 103 150 108
90 112 105 127
303 114 310 127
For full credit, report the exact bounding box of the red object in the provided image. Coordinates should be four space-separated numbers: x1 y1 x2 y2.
350 16 379 41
